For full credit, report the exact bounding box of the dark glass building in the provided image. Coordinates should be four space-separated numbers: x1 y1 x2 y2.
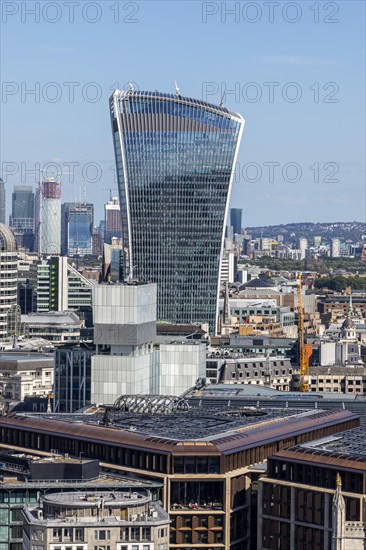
61 202 94 256
110 89 244 332
230 208 242 236
9 185 35 251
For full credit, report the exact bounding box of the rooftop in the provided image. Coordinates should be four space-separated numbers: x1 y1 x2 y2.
0 405 358 454
21 312 81 325
42 490 150 507
0 351 53 364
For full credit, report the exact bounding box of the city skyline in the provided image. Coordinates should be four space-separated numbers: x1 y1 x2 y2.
1 2 365 226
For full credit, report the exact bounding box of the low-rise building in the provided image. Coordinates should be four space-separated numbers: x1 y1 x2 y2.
21 312 84 344
217 355 294 391
0 351 53 404
309 366 366 394
0 405 358 550
22 490 169 550
258 426 366 550
0 451 162 550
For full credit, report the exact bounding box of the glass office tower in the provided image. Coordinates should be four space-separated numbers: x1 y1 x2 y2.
230 208 242 236
110 89 244 332
61 203 94 256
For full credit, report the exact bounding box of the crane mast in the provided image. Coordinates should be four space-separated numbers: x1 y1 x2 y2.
297 272 309 392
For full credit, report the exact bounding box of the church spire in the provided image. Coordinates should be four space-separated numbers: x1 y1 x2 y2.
332 472 345 550
349 291 354 317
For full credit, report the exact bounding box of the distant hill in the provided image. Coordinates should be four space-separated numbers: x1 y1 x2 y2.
244 222 366 243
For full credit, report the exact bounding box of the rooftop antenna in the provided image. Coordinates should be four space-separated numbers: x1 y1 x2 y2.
219 91 225 107
129 82 135 92
174 81 181 97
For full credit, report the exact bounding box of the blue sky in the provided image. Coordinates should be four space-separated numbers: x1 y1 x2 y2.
1 0 365 226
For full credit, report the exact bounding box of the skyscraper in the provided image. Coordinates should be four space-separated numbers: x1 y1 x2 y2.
61 202 94 256
35 178 61 255
110 89 244 332
104 196 122 244
230 208 242 236
0 179 5 224
10 185 35 251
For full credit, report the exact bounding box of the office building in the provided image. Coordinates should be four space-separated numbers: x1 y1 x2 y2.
92 226 103 256
54 342 94 412
0 451 162 550
61 202 94 256
258 425 366 550
32 256 93 313
91 283 158 403
104 196 122 244
102 237 123 282
110 89 244 332
0 406 357 550
23 490 169 550
10 185 35 252
35 178 61 255
0 351 53 406
0 179 5 224
21 311 84 344
10 185 35 230
0 224 18 340
210 355 294 390
230 208 242 236
158 341 206 396
17 281 34 314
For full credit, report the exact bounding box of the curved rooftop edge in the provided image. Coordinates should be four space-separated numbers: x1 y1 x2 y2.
0 223 17 252
42 490 150 507
110 89 244 122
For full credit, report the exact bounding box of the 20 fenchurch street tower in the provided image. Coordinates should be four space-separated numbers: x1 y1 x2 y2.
110 89 244 332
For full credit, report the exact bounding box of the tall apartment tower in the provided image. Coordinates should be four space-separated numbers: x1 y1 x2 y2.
0 179 5 224
110 89 244 333
299 238 308 260
332 238 341 258
104 196 122 244
0 224 18 339
230 208 242 236
61 202 94 256
35 178 61 255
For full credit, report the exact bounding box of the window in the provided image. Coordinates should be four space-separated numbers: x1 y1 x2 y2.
120 528 128 541
95 530 110 541
53 528 62 541
131 527 140 540
75 528 84 541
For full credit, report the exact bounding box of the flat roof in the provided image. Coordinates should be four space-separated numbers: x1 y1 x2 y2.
0 352 53 365
0 407 358 455
43 490 150 507
186 384 362 400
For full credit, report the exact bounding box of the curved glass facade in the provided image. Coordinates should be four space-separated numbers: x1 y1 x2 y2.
110 90 244 332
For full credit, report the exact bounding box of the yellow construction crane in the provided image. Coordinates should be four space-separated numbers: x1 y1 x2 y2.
297 272 309 392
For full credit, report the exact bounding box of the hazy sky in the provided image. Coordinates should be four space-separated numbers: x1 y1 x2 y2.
1 0 365 226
